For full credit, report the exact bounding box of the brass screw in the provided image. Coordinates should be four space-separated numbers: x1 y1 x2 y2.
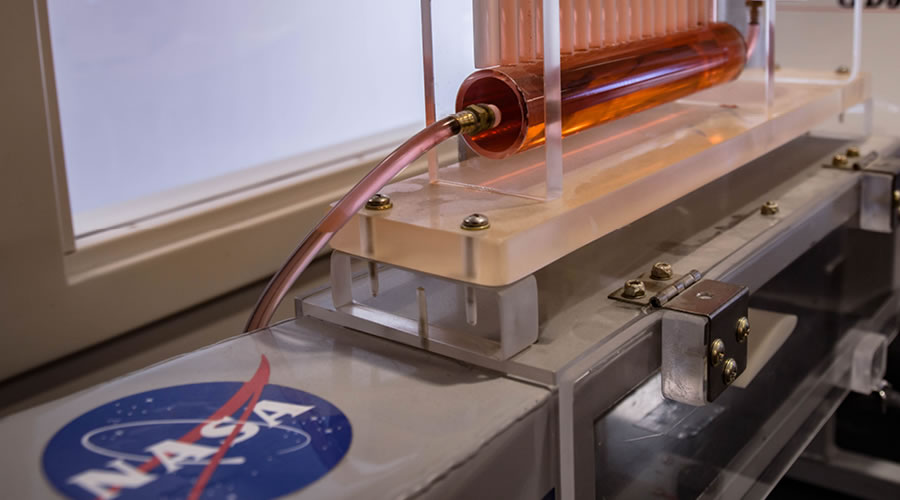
723 358 739 385
461 213 490 231
623 279 646 298
709 338 726 367
846 146 860 158
832 154 849 167
650 262 674 280
893 190 900 203
760 201 779 216
736 316 750 343
836 65 850 75
365 193 393 211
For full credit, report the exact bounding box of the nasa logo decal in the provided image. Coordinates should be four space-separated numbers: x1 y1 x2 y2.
42 356 352 500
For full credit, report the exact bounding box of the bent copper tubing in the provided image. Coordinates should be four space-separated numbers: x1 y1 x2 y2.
245 105 499 332
745 24 759 58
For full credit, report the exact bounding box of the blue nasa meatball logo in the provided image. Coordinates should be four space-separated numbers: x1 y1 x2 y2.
43 356 352 499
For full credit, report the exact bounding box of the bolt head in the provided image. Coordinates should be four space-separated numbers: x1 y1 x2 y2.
622 279 646 298
709 338 726 367
722 358 739 384
836 65 850 75
760 201 779 216
461 213 490 231
365 193 393 211
846 146 861 158
832 154 849 167
650 262 674 280
736 316 750 343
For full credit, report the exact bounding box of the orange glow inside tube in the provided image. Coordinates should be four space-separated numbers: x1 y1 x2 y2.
456 22 746 159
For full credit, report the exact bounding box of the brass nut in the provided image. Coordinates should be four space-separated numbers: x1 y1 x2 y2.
622 279 646 299
832 154 849 167
461 213 490 231
723 358 739 385
761 201 779 216
709 338 726 367
846 146 861 158
365 193 393 211
650 262 674 280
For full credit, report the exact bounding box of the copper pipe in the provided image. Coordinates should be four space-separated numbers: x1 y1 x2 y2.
456 22 746 159
244 106 498 332
745 0 763 58
745 23 759 58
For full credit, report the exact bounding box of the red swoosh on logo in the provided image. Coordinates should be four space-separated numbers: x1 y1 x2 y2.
95 355 271 500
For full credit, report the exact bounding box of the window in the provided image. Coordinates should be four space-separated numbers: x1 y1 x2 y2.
0 0 456 379
48 0 428 235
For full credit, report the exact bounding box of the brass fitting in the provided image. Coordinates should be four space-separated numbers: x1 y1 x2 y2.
454 104 501 136
746 0 763 26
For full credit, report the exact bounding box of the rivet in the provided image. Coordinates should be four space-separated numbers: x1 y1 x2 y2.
365 193 393 211
736 316 750 343
709 338 726 367
723 358 739 385
461 213 490 231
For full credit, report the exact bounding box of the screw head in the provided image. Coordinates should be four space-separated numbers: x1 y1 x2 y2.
846 146 861 158
760 201 779 216
650 262 674 280
365 193 393 211
832 154 849 167
736 316 750 343
622 279 646 298
461 213 490 231
836 65 850 75
709 338 726 367
723 358 739 385
893 190 900 203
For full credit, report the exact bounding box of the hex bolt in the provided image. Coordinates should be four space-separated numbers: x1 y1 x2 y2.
461 213 490 231
650 262 674 280
736 316 750 343
709 338 726 367
836 65 850 75
760 201 779 216
846 146 860 158
622 279 646 298
365 193 393 211
723 358 739 385
832 154 849 168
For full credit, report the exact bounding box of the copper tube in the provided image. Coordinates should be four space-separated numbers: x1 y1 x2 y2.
245 114 471 332
745 24 759 58
456 22 745 159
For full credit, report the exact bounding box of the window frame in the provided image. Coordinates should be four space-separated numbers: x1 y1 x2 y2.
0 0 440 380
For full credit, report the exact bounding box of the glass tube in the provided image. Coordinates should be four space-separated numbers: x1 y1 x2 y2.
456 22 745 159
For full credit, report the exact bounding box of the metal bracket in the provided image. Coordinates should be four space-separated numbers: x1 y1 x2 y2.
660 280 750 405
860 157 900 233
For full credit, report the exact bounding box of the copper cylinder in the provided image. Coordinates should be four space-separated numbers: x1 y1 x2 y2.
456 22 746 159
